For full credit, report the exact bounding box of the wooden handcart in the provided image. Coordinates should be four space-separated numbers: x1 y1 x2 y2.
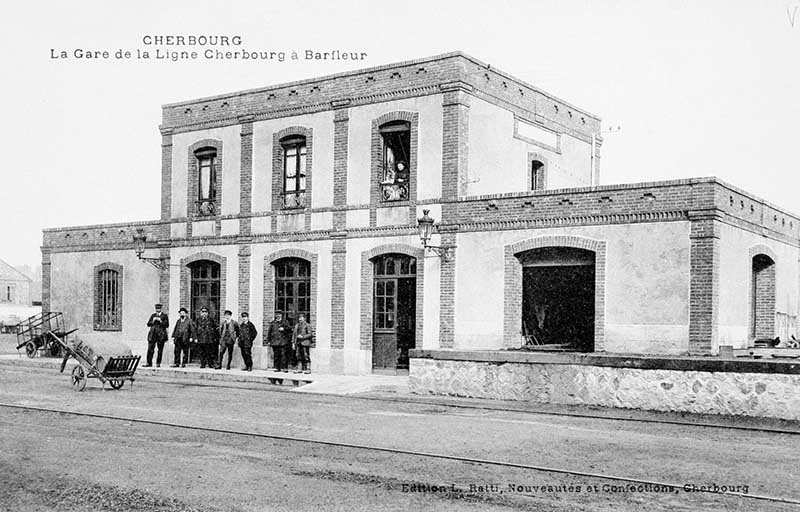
50 332 141 391
15 312 76 358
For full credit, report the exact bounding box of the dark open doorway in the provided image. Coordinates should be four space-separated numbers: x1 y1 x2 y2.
372 253 416 372
519 247 595 352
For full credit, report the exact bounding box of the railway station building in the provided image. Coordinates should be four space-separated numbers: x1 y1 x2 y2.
42 52 800 377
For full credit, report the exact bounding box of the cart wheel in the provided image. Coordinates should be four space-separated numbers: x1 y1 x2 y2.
25 341 36 358
48 340 61 358
71 365 86 391
109 380 124 390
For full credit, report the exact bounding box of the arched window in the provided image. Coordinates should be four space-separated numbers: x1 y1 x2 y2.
195 147 217 215
531 160 545 190
281 135 307 208
379 120 410 201
273 258 311 325
94 264 122 331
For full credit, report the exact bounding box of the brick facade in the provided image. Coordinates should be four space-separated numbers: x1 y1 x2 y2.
42 54 800 372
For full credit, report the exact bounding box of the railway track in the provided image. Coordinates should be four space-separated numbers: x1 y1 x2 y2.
1 401 798 508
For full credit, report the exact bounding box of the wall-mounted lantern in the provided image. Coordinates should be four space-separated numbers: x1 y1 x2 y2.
133 228 169 270
417 209 452 261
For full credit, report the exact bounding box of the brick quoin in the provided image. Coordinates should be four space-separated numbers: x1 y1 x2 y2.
688 213 721 354
160 131 173 221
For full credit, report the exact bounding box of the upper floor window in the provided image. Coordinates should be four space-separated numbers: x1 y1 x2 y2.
195 147 217 215
95 265 122 331
379 121 410 202
531 160 545 191
3 285 13 302
281 135 307 208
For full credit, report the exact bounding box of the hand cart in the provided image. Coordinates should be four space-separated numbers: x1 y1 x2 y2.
15 312 76 358
50 332 141 391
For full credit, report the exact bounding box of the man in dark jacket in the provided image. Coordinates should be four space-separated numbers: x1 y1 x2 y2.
292 314 313 374
265 311 292 372
217 310 240 370
238 312 258 371
144 304 169 367
171 307 195 367
194 307 218 369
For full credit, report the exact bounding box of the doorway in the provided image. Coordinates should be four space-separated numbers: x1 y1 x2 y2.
372 253 416 371
751 254 776 341
519 247 595 352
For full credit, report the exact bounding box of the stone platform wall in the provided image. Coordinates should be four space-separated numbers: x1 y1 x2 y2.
409 357 800 421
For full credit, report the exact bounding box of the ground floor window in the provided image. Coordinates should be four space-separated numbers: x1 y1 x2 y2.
273 257 311 326
190 260 221 322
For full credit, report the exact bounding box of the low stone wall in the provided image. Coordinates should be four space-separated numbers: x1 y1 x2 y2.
409 352 800 421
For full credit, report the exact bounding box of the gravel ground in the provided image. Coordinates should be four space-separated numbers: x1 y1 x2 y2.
0 365 798 511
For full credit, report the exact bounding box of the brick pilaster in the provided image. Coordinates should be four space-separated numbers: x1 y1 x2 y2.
688 210 722 354
239 119 254 236
158 247 171 309
333 107 349 229
438 228 458 348
41 249 51 313
160 130 173 221
238 244 251 313
438 83 470 349
441 82 471 202
330 235 347 349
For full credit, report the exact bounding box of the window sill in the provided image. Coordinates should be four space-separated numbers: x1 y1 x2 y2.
94 327 122 332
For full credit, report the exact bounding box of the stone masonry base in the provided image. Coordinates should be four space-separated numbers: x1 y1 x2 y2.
409 358 800 421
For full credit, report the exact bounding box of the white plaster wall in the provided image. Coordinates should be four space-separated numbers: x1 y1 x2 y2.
49 250 160 355
251 111 336 213
467 97 592 196
171 126 241 218
454 222 692 353
348 95 443 204
717 223 800 350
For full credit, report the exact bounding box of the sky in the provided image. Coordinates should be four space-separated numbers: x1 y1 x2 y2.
1 0 799 268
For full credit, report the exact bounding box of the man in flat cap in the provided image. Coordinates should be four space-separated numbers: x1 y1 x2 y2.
217 310 240 370
265 311 292 372
238 312 258 371
171 307 195 367
144 304 169 367
194 306 218 369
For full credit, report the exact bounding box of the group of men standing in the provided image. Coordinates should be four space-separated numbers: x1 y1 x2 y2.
144 303 258 370
144 303 313 373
